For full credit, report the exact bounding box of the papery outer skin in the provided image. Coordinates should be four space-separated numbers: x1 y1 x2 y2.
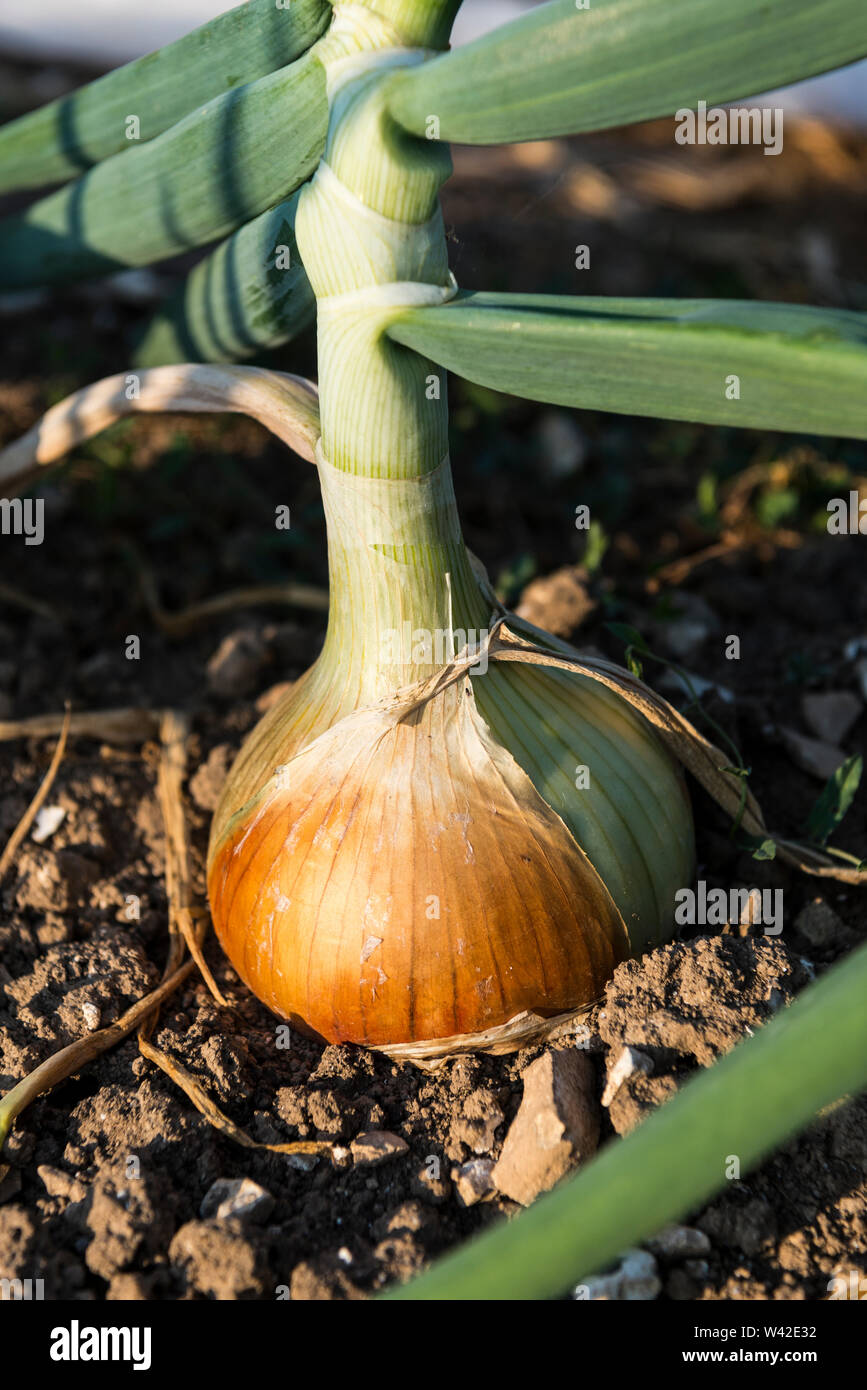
208 677 631 1046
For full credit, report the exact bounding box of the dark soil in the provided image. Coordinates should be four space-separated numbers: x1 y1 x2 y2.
1 54 866 1300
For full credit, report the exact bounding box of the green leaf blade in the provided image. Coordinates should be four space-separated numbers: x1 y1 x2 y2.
0 0 332 193
386 292 867 439
134 193 315 366
805 753 863 848
0 53 329 289
387 0 867 145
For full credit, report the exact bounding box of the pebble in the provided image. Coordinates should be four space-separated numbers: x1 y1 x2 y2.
801 691 862 745
492 1048 598 1206
793 899 848 950
780 727 846 782
601 1045 654 1108
453 1159 496 1208
657 667 734 705
31 805 66 844
200 1177 275 1225
534 411 586 479
646 1224 712 1259
450 1089 504 1155
37 1164 87 1204
81 1001 102 1032
189 745 231 812
574 1248 661 1301
350 1131 409 1166
514 566 595 638
206 628 269 699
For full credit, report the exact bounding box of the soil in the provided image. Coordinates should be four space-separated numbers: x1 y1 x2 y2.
1 54 866 1300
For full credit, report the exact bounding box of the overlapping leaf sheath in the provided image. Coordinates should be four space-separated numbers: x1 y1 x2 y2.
134 194 315 366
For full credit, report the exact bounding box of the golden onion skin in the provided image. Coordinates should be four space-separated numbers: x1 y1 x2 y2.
207 653 694 1051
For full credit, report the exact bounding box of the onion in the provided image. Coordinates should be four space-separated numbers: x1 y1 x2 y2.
207 454 695 1058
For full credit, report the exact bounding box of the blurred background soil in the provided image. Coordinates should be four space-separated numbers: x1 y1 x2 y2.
0 53 866 1299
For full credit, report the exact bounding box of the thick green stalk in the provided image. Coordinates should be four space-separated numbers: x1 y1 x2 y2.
294 7 490 697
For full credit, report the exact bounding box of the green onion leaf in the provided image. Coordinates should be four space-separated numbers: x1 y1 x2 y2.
0 52 329 288
0 0 331 193
805 753 863 848
134 193 315 366
386 292 867 439
387 0 867 146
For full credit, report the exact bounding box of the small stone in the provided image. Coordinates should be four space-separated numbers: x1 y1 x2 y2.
206 628 269 698
453 1158 496 1208
350 1131 409 1166
657 667 734 705
601 1045 654 1108
80 1001 101 1032
780 727 846 782
450 1089 504 1155
575 1248 661 1301
801 691 862 745
169 1220 272 1299
200 1177 275 1225
663 619 711 662
31 805 65 844
37 1165 87 1204
286 1153 319 1173
534 411 586 479
646 1224 711 1259
492 1048 599 1206
515 566 596 638
189 745 231 811
793 899 849 951
659 596 719 662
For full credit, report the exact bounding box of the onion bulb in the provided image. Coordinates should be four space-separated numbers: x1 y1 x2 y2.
207 453 695 1059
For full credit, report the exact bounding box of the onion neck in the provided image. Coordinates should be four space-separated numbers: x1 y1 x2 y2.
295 40 490 699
